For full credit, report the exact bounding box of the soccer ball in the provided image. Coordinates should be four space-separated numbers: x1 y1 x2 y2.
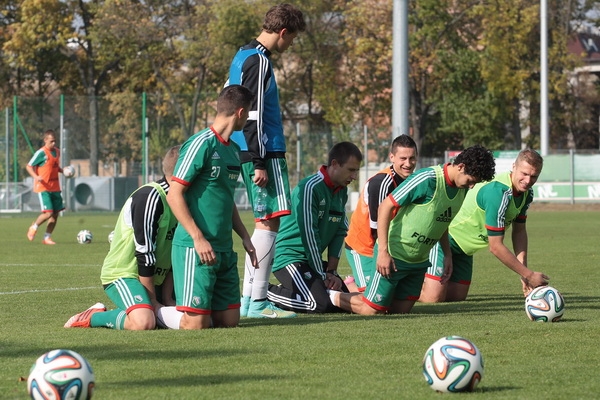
423 336 484 393
27 349 95 399
525 285 565 322
62 166 75 178
76 230 93 244
107 231 115 244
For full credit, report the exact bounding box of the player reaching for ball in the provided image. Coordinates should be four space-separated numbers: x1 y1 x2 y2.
64 145 181 330
419 149 549 302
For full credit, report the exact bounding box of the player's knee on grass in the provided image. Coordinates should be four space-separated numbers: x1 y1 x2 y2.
180 312 212 330
212 309 239 328
419 277 447 303
125 308 156 330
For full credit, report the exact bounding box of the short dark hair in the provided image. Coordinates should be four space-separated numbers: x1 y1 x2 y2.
390 134 417 155
515 149 543 170
453 145 495 182
328 141 363 166
217 85 254 116
43 129 56 139
263 3 306 34
162 145 181 178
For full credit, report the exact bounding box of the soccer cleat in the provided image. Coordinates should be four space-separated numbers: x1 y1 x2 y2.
64 303 106 328
240 296 250 317
27 225 37 241
42 238 56 245
247 300 297 319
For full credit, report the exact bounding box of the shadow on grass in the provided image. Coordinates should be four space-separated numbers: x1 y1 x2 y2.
103 373 287 388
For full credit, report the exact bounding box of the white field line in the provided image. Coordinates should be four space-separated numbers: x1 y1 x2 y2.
0 286 98 295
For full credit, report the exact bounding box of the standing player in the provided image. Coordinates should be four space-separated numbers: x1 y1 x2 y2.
344 135 418 292
332 145 496 315
267 142 363 313
420 149 549 302
226 3 306 319
166 85 258 330
64 145 181 330
26 129 66 245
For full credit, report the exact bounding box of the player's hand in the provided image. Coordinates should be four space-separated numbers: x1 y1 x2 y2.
194 237 216 265
520 277 533 297
325 273 343 290
243 238 259 269
253 169 268 188
524 271 549 289
376 251 396 279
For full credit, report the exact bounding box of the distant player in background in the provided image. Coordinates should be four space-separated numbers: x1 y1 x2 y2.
166 85 258 330
64 145 181 330
331 145 496 315
26 129 66 245
226 3 306 319
420 149 549 302
267 142 363 313
344 135 418 292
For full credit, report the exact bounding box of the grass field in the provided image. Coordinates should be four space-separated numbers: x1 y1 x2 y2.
1 209 599 399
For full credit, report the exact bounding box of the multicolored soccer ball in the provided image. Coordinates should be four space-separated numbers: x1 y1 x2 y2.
76 230 93 244
423 336 484 393
27 349 95 399
62 166 75 178
525 285 565 322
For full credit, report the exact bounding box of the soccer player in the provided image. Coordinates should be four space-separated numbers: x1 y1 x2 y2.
166 85 258 330
64 145 181 330
267 142 363 313
331 145 496 315
226 3 306 319
419 149 549 303
25 130 67 245
344 135 418 292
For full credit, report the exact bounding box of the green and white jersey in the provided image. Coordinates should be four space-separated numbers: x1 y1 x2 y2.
387 165 467 264
273 166 348 279
101 179 177 286
449 171 533 256
171 127 241 252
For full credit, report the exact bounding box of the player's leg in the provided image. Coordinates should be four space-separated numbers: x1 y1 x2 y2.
210 251 241 328
173 244 216 330
101 278 155 330
444 251 473 302
27 192 53 241
419 242 447 303
345 246 374 293
389 265 429 314
268 263 333 313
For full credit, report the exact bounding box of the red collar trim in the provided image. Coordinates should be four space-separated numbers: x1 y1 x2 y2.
443 163 456 187
210 126 229 145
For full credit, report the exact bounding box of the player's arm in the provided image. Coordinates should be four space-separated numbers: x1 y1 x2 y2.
241 55 269 174
295 184 325 279
324 212 347 291
166 180 216 265
366 173 387 240
438 230 453 284
232 204 258 268
488 234 548 288
375 196 398 279
26 151 44 182
130 186 165 309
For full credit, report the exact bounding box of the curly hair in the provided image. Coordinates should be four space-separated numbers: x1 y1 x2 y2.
453 145 496 182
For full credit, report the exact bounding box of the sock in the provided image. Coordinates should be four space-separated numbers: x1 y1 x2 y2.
44 233 51 240
90 309 126 330
156 306 183 329
249 229 278 300
31 223 38 230
328 290 341 306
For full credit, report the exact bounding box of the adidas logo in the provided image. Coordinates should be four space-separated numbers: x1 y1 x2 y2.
436 207 452 222
319 199 326 206
211 151 220 159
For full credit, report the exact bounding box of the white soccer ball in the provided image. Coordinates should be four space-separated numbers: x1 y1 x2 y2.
76 230 93 244
62 165 75 178
27 349 95 400
423 336 484 393
107 231 115 244
525 285 565 322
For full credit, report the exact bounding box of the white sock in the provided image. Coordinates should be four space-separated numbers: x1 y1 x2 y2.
328 290 341 306
155 306 183 329
248 229 278 300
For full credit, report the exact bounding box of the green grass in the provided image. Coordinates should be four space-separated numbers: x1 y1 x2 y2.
1 210 599 399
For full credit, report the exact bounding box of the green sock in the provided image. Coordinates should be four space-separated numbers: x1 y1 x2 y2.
90 309 126 330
